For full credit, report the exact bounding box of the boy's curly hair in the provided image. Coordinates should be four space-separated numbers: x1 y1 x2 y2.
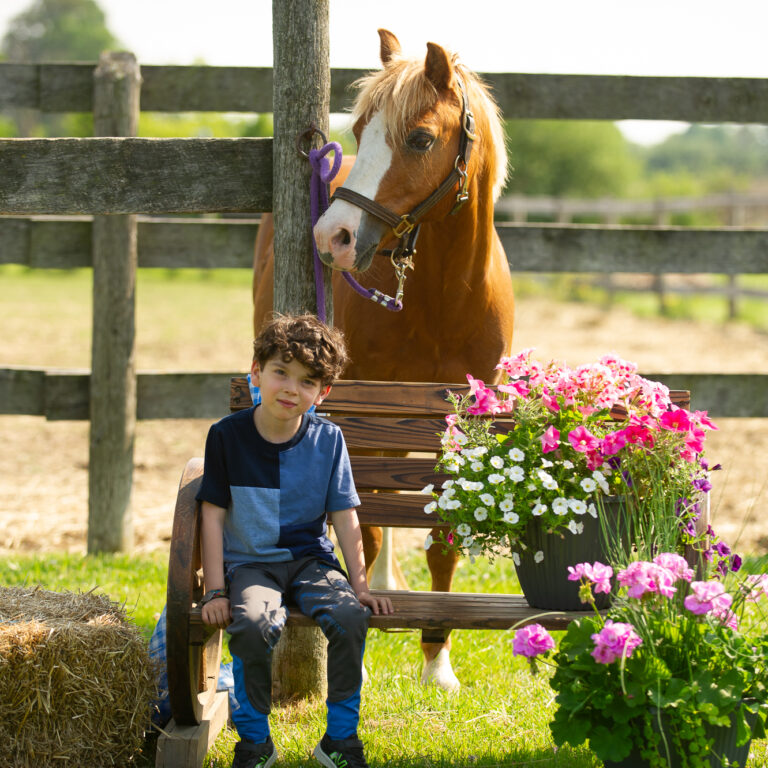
253 313 349 387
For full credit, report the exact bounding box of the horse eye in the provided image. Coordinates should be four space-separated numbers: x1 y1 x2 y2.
405 130 435 152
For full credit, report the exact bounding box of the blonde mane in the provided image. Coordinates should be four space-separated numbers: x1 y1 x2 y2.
351 50 509 200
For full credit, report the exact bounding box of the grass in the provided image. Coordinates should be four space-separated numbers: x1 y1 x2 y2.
3 551 768 767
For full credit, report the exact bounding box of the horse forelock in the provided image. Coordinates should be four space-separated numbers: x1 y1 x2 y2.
351 51 508 201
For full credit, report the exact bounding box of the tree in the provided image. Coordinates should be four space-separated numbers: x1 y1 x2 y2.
1 0 119 62
503 120 640 198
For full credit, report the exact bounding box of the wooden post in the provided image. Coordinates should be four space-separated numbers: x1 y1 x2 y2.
272 0 333 322
88 52 141 553
270 0 332 702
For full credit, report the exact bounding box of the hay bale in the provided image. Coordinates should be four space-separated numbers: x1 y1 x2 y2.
0 586 157 767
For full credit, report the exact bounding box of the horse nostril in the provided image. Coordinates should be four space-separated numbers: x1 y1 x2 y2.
338 229 351 246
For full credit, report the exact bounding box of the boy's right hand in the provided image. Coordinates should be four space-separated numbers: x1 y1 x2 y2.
201 597 231 629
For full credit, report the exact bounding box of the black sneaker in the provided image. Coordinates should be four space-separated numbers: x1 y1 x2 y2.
313 733 369 768
232 736 277 768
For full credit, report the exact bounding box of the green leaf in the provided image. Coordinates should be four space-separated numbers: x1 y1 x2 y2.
550 710 592 748
588 722 634 762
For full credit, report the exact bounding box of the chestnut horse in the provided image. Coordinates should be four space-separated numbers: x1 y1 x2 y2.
253 30 514 690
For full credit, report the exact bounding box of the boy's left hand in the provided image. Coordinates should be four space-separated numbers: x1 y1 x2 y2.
357 591 394 615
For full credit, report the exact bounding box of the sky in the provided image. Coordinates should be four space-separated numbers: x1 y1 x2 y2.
2 0 768 144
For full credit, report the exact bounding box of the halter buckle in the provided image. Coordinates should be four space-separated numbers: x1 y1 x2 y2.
462 109 477 141
392 215 416 239
450 159 470 214
391 252 415 306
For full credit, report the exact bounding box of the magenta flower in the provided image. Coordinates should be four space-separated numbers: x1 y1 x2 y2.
600 430 628 457
568 426 601 454
513 623 556 658
684 580 733 616
617 561 677 599
660 407 692 432
591 619 643 664
567 561 613 594
466 375 501 415
652 553 694 583
540 425 560 454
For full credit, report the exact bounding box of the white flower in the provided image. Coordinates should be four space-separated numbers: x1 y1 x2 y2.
587 503 598 518
457 477 474 491
442 479 454 489
580 477 597 493
456 523 471 537
532 502 547 516
552 497 569 515
540 458 554 468
592 470 611 494
569 499 587 515
488 473 505 485
490 455 504 469
454 432 468 445
499 498 514 512
421 483 434 495
480 493 495 506
445 499 461 510
445 460 460 473
511 551 521 566
474 507 488 521
470 481 484 491
462 535 475 548
469 543 482 557
508 447 525 462
534 550 544 563
443 486 456 498
503 510 519 524
538 470 558 490
424 534 434 550
562 460 574 469
453 455 466 466
508 466 525 483
471 461 484 472
424 501 437 514
475 446 489 456
568 520 585 535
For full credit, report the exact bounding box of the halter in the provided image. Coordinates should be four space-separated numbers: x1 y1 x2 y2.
329 74 477 299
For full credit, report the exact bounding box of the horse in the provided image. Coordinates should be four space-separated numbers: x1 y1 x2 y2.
253 29 515 691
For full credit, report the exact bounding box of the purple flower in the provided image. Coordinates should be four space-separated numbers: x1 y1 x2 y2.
693 477 712 493
513 624 556 658
730 554 742 573
591 619 643 664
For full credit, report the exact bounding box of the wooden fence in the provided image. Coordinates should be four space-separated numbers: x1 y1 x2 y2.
2 60 768 547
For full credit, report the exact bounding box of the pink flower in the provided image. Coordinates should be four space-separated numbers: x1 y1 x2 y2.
568 426 601 454
466 375 501 415
567 561 613 594
684 580 733 616
591 619 643 664
652 553 694 583
744 574 768 602
617 561 677 599
617 424 656 448
660 407 692 432
600 430 628 457
513 624 556 658
540 425 560 454
541 389 560 412
498 380 531 399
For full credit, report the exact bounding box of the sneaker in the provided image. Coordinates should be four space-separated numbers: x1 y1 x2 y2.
313 733 369 768
231 736 277 768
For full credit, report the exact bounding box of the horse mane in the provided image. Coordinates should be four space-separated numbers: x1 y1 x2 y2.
351 49 509 201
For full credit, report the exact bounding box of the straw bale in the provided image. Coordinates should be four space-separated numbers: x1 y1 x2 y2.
0 586 157 767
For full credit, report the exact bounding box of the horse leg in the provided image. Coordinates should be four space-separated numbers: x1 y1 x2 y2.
420 534 460 691
361 524 383 582
368 527 410 590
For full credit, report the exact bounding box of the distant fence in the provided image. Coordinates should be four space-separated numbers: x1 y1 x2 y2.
1 59 768 550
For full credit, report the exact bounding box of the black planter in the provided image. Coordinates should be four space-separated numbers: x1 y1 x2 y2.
602 705 758 768
514 496 627 611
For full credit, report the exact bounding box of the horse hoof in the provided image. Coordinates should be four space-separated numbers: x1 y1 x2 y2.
420 648 460 692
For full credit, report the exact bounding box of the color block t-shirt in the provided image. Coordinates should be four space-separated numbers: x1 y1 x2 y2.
196 407 359 568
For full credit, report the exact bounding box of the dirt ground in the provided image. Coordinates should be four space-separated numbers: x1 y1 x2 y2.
1 295 767 557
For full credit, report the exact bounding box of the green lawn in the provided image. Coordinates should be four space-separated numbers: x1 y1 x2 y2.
3 552 768 767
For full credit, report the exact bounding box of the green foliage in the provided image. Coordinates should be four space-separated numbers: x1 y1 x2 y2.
504 120 641 197
1 0 119 61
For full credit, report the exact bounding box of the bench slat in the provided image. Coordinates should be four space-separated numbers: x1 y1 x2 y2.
356 492 441 528
329 416 445 451
350 456 445 490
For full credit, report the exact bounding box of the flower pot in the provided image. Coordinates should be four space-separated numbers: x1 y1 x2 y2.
602 705 758 768
514 496 627 611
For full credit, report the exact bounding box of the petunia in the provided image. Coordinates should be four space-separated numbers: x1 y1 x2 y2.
534 550 544 563
474 507 488 521
503 510 520 524
508 466 525 483
456 523 471 537
488 473 505 485
424 534 434 550
580 477 597 493
508 447 525 462
424 501 437 514
466 375 502 415
490 455 504 469
540 425 560 454
568 426 601 454
480 493 496 506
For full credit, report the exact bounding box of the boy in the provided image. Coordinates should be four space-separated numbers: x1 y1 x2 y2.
197 313 392 768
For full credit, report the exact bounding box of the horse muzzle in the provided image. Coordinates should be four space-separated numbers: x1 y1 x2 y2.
313 212 387 273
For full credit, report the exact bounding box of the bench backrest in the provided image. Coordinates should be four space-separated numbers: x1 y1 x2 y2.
230 377 691 530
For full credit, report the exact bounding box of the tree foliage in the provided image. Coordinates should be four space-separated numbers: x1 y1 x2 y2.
1 0 119 62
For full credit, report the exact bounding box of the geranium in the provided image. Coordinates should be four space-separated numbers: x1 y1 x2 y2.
513 554 768 765
429 350 722 563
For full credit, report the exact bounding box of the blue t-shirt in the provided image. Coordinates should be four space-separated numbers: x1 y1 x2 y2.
196 407 360 569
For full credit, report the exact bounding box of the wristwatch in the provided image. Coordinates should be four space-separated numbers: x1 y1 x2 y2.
200 588 228 606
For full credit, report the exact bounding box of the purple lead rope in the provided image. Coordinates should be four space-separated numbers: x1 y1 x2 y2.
308 142 404 319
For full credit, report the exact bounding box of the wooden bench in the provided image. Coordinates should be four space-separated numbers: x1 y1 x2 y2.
160 376 690 764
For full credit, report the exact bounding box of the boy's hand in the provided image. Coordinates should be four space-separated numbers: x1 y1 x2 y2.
201 597 231 628
357 591 394 615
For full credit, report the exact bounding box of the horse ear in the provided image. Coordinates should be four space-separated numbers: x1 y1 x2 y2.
425 42 454 92
378 29 401 64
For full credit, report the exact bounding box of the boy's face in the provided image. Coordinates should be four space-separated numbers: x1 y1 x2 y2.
251 356 330 423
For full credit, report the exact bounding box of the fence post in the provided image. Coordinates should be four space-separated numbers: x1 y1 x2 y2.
88 52 141 553
272 0 333 322
270 0 331 703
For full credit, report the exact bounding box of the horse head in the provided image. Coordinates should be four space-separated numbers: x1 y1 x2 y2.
313 29 506 273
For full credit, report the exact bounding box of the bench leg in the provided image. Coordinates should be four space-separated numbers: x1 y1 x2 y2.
155 689 229 768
